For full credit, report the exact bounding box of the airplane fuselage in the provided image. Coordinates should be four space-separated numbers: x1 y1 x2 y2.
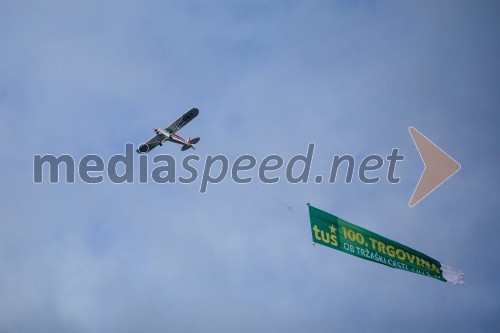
154 128 192 147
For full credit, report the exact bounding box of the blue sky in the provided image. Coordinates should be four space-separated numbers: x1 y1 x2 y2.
1 0 500 331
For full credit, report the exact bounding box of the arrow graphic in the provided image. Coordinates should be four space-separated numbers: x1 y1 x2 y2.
409 127 461 207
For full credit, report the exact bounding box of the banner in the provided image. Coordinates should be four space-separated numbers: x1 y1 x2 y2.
308 204 464 284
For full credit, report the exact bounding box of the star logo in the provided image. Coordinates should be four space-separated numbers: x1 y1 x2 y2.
329 224 336 234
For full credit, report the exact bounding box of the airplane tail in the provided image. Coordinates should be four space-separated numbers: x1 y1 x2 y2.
181 137 200 151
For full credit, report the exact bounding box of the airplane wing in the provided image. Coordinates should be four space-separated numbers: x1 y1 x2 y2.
136 134 164 153
165 108 199 133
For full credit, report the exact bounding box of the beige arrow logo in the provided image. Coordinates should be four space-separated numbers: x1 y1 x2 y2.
409 127 461 207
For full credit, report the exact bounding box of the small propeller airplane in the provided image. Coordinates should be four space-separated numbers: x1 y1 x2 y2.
136 108 200 153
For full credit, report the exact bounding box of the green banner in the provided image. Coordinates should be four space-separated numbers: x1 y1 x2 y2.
309 204 446 282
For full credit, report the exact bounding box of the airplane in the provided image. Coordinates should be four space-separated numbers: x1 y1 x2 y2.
136 108 200 153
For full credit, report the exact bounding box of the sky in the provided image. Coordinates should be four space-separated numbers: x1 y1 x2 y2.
1 0 500 332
